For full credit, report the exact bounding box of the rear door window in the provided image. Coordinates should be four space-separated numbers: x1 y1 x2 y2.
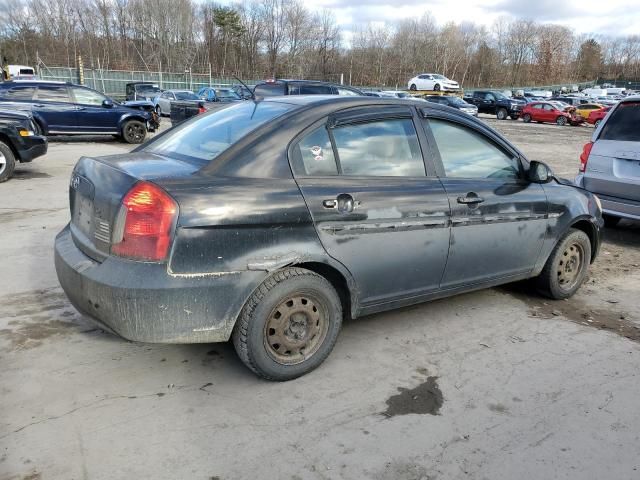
0 86 35 100
332 118 425 177
36 85 71 103
600 102 640 141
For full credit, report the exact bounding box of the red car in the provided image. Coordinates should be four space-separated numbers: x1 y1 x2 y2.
586 106 611 128
522 101 573 125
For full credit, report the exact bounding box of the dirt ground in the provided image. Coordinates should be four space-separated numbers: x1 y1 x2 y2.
1 117 639 480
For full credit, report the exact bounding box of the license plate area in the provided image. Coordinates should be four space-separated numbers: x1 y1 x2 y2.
71 174 95 239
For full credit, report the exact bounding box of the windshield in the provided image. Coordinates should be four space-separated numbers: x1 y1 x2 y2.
144 101 294 163
175 92 199 100
450 97 469 106
216 89 241 99
433 75 447 80
494 92 508 100
137 85 161 94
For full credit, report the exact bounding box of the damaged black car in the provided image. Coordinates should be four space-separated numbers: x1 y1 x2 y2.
55 96 602 380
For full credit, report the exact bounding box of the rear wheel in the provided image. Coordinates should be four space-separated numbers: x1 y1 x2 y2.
232 267 343 381
496 108 508 120
536 228 591 299
410 84 417 91
121 120 147 144
523 113 532 123
0 141 16 183
556 116 567 126
603 214 620 228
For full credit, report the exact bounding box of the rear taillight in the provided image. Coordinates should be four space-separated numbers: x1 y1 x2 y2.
198 106 207 114
579 141 594 173
111 181 177 262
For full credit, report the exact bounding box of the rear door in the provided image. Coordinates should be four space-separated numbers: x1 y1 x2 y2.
33 85 78 133
422 112 548 287
290 106 451 306
585 100 640 202
69 86 120 133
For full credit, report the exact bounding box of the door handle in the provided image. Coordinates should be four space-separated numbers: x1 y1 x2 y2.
75 107 85 111
457 193 484 205
323 194 357 213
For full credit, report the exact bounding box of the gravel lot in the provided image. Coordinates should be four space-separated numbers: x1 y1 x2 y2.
1 118 639 480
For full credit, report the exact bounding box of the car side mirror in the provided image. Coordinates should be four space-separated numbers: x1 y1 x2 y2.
528 160 554 183
102 99 114 108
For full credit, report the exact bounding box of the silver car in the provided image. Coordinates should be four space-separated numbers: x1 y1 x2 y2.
576 95 640 226
154 90 199 116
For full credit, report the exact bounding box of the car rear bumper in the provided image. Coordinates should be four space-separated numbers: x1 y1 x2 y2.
576 174 640 220
54 224 265 343
17 135 47 162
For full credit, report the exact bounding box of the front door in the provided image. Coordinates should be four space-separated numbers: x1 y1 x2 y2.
290 107 451 305
70 87 120 133
423 115 548 288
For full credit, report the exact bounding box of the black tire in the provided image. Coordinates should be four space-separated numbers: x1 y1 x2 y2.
510 114 520 120
155 105 162 116
232 267 343 381
536 228 591 300
496 108 508 120
121 120 147 144
603 214 620 228
433 83 441 91
594 119 602 128
410 84 417 91
0 141 16 183
556 116 567 126
523 113 532 123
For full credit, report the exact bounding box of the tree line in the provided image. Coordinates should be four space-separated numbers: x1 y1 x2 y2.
1 0 639 88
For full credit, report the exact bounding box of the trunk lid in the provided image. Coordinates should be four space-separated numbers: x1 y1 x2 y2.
584 139 640 202
69 152 200 261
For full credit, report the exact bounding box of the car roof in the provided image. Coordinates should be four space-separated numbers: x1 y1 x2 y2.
0 80 67 85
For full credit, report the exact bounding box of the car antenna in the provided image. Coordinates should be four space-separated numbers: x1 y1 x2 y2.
234 75 255 101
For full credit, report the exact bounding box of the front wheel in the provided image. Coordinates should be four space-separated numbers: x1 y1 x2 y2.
0 141 16 183
556 116 567 126
433 83 441 91
232 267 343 381
410 84 417 91
496 108 508 120
121 120 147 144
536 228 591 299
523 113 532 123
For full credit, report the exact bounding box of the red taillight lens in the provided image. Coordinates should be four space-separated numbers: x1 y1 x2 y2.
111 182 177 261
198 106 206 114
579 141 594 173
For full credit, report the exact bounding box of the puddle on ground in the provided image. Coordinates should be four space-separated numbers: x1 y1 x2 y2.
383 377 443 417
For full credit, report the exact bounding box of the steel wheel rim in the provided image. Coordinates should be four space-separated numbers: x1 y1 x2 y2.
0 150 6 175
263 293 329 365
557 242 584 291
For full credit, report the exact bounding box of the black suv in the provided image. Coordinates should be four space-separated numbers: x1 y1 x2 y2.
0 108 47 182
254 79 363 97
0 81 154 143
466 90 525 120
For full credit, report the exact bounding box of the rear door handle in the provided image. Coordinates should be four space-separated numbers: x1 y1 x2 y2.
457 194 484 205
323 193 358 213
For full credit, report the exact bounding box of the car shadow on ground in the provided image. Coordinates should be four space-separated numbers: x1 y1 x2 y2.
602 220 639 249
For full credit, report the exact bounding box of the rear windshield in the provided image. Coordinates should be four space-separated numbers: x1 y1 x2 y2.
254 83 286 96
143 101 294 163
175 92 199 100
600 101 640 142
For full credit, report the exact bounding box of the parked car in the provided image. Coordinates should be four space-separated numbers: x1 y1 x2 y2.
197 87 243 103
0 81 154 143
586 106 611 127
576 103 605 119
551 96 588 106
521 102 573 126
55 96 602 381
0 108 47 182
154 90 199 116
467 90 524 120
253 79 364 97
424 95 478 116
381 90 412 98
125 82 162 101
232 84 254 100
407 74 459 92
3 65 37 81
575 96 640 226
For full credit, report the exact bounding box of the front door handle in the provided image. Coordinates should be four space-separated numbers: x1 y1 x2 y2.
457 193 484 205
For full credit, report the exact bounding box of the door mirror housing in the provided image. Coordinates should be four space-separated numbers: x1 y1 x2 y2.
102 99 114 108
528 160 554 183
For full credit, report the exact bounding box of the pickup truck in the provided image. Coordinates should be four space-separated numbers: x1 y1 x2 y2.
0 109 48 182
465 90 525 120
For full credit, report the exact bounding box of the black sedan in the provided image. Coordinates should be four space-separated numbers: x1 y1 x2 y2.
55 96 603 380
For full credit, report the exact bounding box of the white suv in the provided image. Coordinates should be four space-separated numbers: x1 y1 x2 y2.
407 74 460 92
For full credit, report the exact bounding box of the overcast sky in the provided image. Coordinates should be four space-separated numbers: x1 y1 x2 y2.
301 0 639 37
